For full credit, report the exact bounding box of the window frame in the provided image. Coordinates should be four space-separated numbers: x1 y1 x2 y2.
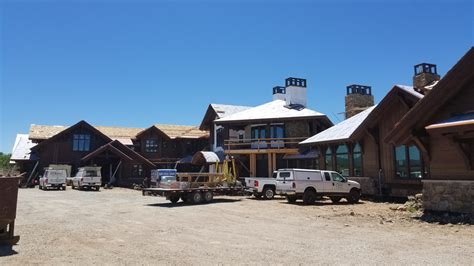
393 144 424 179
72 134 91 152
145 139 159 153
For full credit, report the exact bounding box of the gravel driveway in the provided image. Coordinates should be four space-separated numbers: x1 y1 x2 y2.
1 188 473 265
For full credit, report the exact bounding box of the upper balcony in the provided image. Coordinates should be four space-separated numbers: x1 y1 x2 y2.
223 137 306 154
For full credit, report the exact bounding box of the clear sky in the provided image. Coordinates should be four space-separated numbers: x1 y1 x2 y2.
0 0 472 153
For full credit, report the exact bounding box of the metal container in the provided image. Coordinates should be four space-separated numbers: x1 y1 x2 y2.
0 177 21 245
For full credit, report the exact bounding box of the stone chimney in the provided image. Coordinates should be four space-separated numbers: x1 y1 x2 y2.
413 63 440 95
272 86 286 101
284 77 307 107
345 84 374 119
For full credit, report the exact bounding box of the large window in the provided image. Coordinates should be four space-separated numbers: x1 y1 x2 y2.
353 143 362 177
145 139 158 153
270 125 285 139
73 134 91 152
394 145 423 178
325 147 333 171
251 126 266 139
216 127 224 147
132 164 144 178
336 145 350 177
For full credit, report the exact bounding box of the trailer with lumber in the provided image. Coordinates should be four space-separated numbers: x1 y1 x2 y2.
143 154 243 204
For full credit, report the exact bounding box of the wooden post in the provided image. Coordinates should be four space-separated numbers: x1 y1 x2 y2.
267 153 272 177
272 153 277 172
250 154 256 177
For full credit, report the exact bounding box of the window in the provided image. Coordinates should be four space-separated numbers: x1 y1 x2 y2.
251 126 266 139
324 172 331 181
132 164 144 178
336 145 350 177
353 143 362 177
216 127 224 147
331 172 346 182
394 145 423 178
270 125 285 139
73 134 91 151
145 139 158 153
325 147 333 170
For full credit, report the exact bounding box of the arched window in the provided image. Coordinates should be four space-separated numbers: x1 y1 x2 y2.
353 143 362 177
336 145 349 176
394 145 423 178
325 147 333 170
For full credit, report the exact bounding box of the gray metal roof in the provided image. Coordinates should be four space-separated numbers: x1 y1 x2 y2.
300 105 376 145
216 100 326 123
10 134 37 161
210 104 252 119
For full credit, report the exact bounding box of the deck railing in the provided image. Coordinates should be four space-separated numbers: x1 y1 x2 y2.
224 137 307 151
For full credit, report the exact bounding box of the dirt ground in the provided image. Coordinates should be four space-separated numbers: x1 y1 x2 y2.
1 188 473 265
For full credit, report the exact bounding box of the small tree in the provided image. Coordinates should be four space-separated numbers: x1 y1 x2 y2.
0 152 12 171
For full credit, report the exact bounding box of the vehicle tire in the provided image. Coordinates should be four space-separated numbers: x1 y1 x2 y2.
262 187 275 200
181 196 189 203
191 191 203 204
330 196 342 203
39 185 42 190
63 186 66 191
96 186 100 191
286 196 297 203
203 191 213 203
347 189 361 204
169 195 180 204
254 193 262 199
302 189 317 205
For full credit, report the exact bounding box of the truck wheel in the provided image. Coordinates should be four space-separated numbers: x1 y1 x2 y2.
303 189 316 205
330 197 342 203
181 196 189 203
169 195 180 203
191 191 203 204
203 191 214 203
287 196 297 203
96 186 100 191
254 193 262 199
347 189 361 204
262 187 275 200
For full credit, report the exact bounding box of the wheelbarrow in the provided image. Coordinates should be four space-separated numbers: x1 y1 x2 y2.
0 177 21 245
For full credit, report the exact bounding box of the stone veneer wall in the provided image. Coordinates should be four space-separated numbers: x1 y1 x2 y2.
422 180 474 214
348 176 377 196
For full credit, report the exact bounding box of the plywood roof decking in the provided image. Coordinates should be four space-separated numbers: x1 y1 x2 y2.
215 99 327 123
153 124 209 139
300 106 377 145
29 123 208 141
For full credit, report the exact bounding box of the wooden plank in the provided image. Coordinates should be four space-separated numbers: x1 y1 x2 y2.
225 148 299 155
267 153 272 178
250 154 256 177
272 153 277 172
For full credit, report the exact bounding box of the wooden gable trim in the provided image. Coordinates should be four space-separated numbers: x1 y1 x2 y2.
31 120 112 151
81 142 134 162
135 125 171 140
387 48 474 145
199 104 218 131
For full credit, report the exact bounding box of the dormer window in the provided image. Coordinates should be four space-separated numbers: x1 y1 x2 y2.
145 139 158 153
73 134 91 151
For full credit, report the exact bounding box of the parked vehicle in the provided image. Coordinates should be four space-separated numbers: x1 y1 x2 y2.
71 167 102 191
150 169 177 188
244 171 277 200
275 168 361 204
39 169 67 190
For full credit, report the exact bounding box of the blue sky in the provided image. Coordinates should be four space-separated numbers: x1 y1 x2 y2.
0 0 472 153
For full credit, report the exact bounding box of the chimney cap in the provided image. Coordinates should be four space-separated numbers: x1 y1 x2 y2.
346 84 372 96
285 77 307 87
273 86 286 95
414 63 437 76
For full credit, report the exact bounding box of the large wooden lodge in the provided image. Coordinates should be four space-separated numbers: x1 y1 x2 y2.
10 47 474 213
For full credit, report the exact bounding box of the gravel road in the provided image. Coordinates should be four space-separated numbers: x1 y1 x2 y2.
1 188 473 265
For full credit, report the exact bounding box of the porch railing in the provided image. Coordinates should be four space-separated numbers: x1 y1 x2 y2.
224 137 307 151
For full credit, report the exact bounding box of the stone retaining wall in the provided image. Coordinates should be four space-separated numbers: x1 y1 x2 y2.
422 180 474 214
348 176 377 196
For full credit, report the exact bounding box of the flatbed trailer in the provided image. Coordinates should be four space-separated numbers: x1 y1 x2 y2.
142 186 243 204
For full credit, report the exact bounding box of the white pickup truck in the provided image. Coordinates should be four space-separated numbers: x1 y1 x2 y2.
275 168 361 205
244 172 277 200
39 169 67 190
71 166 102 191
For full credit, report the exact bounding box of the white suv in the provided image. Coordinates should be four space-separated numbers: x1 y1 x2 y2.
276 168 361 204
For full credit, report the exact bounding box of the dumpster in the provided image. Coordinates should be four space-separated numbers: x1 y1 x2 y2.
0 176 21 245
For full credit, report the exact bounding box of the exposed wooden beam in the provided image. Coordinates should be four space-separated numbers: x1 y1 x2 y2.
225 148 299 155
412 135 431 162
449 137 473 170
